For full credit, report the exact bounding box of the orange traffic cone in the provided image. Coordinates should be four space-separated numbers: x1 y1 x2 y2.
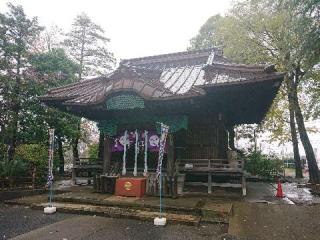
276 178 284 198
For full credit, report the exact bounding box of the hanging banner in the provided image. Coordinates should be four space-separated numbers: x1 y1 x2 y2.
112 130 162 152
156 123 170 179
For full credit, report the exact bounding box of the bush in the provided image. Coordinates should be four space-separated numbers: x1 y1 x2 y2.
15 144 48 184
245 151 284 179
0 159 28 178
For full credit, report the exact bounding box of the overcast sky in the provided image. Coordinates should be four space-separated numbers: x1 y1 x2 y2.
0 0 232 60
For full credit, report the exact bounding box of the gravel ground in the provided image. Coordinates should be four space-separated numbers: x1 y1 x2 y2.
0 203 77 239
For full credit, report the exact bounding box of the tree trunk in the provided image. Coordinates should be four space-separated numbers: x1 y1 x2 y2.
72 121 81 163
286 78 303 178
98 132 104 159
72 137 79 162
290 74 320 183
7 54 21 162
253 129 257 152
32 165 36 189
7 112 18 162
57 135 65 174
103 135 112 174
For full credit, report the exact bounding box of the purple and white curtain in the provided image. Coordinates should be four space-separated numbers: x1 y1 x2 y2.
112 130 162 152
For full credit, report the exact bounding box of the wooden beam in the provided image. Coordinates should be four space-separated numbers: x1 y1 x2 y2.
166 133 175 177
103 135 112 174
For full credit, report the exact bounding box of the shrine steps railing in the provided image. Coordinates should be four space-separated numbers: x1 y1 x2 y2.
177 158 244 173
73 158 103 169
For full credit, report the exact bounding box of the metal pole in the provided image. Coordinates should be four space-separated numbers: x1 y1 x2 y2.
49 184 53 206
159 168 162 216
143 130 148 176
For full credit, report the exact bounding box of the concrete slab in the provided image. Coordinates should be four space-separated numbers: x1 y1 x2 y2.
28 202 201 225
6 188 233 224
229 202 320 240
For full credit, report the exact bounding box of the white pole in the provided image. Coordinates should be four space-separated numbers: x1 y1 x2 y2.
154 123 169 226
122 130 127 176
133 129 138 176
143 130 148 177
44 128 56 214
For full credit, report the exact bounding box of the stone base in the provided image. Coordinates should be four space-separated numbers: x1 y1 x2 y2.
44 206 56 214
154 217 167 226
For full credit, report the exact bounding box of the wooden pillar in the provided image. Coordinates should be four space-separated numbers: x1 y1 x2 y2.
242 175 247 196
208 159 212 194
98 132 104 159
103 135 112 174
208 173 212 194
228 126 236 150
166 133 175 197
71 168 76 185
166 134 175 177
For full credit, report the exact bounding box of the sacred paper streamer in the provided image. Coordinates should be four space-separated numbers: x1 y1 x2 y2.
47 129 54 185
47 129 55 206
143 130 148 176
156 123 169 179
156 123 169 218
121 130 128 176
133 129 139 176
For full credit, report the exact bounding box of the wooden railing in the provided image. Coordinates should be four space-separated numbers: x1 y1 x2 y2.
72 158 103 185
0 176 35 190
177 158 244 172
74 158 103 167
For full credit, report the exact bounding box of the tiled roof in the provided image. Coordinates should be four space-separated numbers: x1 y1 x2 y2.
120 48 226 69
39 48 284 106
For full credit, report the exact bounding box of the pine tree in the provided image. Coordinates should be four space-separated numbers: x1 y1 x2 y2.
0 3 43 161
63 13 115 162
63 13 115 79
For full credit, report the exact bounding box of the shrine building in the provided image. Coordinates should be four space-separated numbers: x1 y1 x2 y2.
39 48 284 196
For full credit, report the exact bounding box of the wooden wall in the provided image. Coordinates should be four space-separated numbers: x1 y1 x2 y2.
176 113 228 160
